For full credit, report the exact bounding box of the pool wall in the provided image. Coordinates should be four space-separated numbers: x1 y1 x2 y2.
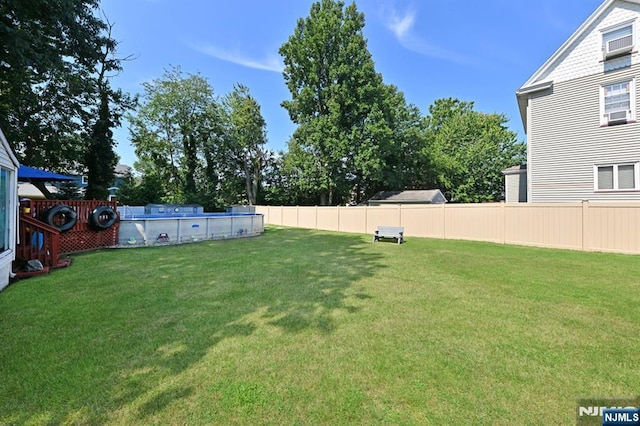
118 213 264 246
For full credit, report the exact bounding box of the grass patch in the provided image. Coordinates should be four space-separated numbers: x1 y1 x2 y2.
0 227 638 424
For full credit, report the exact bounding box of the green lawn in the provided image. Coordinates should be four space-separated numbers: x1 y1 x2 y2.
1 227 638 425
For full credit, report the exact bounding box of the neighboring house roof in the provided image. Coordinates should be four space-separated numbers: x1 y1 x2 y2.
502 164 527 175
369 190 447 204
68 163 132 178
515 0 640 129
18 183 59 199
114 164 132 177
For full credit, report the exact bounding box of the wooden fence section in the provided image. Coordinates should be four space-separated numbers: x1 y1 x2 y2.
256 202 640 255
20 199 120 254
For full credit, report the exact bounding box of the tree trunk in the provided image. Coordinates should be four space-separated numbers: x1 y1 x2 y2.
183 133 198 198
243 158 256 205
320 191 328 206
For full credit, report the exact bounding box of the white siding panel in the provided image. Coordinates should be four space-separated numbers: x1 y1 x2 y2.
505 174 518 203
505 172 527 203
529 64 640 202
0 143 12 169
538 3 640 84
0 129 17 291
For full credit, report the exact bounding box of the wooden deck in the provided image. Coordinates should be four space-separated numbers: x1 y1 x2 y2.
14 200 119 278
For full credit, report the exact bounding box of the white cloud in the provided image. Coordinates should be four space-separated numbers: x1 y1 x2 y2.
386 9 416 39
383 6 471 65
190 43 284 73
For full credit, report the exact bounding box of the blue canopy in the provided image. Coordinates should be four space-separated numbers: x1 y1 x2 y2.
18 165 74 182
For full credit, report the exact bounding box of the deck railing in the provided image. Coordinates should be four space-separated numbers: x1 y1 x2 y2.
14 199 120 272
15 215 64 270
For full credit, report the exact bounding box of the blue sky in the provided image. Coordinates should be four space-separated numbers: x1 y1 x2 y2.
101 0 604 168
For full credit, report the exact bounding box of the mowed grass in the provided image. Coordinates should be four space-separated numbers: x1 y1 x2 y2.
0 227 639 425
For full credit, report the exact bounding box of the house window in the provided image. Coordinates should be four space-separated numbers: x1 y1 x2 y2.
600 80 635 125
594 163 640 191
602 22 634 59
0 168 9 252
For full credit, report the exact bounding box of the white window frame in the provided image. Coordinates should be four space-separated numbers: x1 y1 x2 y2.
0 168 9 253
601 19 636 59
600 78 636 126
593 162 640 191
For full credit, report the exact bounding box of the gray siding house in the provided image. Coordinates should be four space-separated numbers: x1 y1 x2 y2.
516 0 640 202
502 165 527 202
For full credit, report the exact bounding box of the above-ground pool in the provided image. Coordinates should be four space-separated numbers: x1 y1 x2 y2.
118 210 264 246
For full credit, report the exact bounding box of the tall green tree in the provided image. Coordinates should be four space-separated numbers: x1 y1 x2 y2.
425 98 526 202
0 0 106 169
280 0 405 205
224 84 267 205
84 19 136 200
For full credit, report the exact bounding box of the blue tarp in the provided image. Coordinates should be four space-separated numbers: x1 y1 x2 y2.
18 165 74 182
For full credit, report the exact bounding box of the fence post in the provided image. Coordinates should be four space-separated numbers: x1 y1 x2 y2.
442 203 447 239
364 205 368 234
581 200 588 252
500 202 506 245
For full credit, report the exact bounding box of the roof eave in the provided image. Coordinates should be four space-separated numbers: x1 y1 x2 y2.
519 0 625 92
502 166 527 176
372 199 435 204
515 81 554 132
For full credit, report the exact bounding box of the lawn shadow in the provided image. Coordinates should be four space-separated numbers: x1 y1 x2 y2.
135 386 194 421
255 228 382 334
0 227 385 424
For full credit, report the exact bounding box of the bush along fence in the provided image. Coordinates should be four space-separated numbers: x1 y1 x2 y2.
256 202 640 255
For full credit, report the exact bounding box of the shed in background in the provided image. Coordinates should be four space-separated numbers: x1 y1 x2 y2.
368 190 447 206
502 165 527 203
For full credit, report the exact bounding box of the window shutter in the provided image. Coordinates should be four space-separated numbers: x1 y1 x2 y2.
618 165 635 189
598 166 614 190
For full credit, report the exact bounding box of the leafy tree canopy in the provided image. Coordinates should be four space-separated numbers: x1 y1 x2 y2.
1 0 104 168
425 98 526 202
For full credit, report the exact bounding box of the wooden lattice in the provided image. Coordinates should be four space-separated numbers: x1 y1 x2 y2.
20 199 120 254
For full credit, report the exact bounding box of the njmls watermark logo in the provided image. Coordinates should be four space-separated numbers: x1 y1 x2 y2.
602 408 640 425
577 398 640 426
